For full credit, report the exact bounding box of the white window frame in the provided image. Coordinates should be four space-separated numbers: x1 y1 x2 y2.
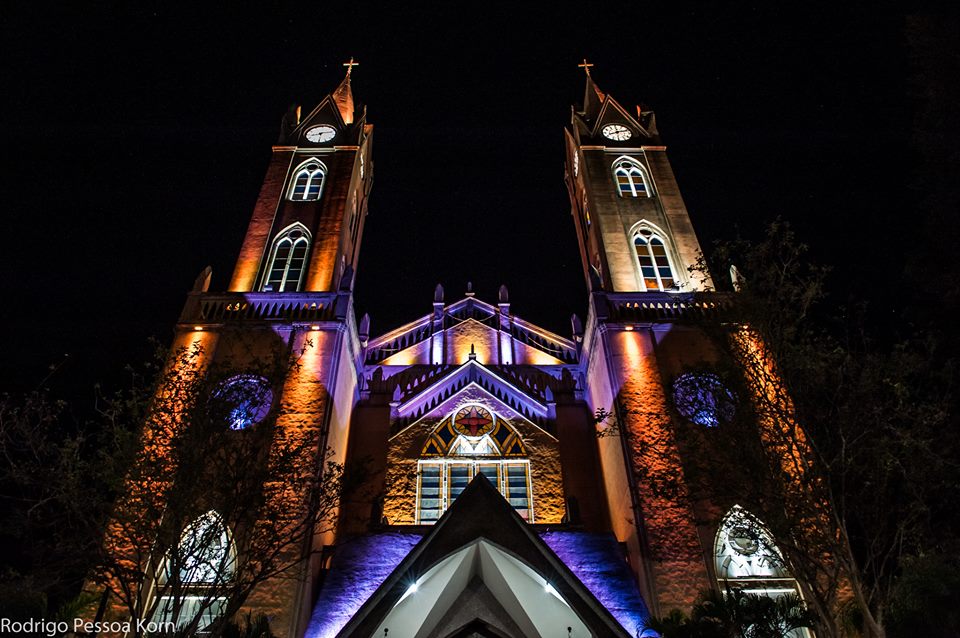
416 459 533 524
261 223 311 292
714 505 810 637
287 158 327 201
612 156 654 198
633 226 677 291
151 511 235 634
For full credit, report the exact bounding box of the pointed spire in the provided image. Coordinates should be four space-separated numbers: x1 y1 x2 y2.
579 58 605 119
332 57 358 125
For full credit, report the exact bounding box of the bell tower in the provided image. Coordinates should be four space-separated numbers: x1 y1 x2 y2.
230 59 372 294
165 63 373 638
564 62 712 293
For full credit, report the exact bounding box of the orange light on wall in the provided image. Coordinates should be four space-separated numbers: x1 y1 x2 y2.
612 327 711 612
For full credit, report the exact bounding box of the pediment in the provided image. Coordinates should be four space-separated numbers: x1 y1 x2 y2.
334 476 633 638
291 97 347 145
591 95 653 142
390 360 552 436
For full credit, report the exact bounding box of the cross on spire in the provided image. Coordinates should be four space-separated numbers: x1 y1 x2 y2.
343 57 359 75
578 58 594 76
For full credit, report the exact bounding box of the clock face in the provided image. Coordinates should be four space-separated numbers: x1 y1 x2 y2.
601 124 632 141
305 125 336 143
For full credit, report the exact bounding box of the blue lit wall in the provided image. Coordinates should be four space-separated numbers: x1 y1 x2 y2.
542 531 651 637
305 532 423 638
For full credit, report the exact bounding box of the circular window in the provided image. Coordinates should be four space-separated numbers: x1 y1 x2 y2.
453 405 494 437
672 373 736 428
211 375 274 430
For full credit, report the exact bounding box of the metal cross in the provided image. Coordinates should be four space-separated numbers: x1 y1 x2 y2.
343 57 359 75
578 58 594 76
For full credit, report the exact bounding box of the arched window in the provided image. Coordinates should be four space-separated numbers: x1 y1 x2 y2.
715 506 799 596
612 157 652 197
288 159 326 201
634 227 676 291
417 405 532 523
261 224 310 292
153 511 234 631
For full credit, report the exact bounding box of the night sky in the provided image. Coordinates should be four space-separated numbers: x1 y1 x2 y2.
0 6 920 400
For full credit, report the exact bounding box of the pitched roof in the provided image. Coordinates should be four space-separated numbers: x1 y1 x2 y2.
330 475 638 637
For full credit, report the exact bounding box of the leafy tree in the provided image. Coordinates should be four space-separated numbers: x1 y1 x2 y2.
0 339 349 637
647 588 817 638
696 222 958 637
601 221 958 637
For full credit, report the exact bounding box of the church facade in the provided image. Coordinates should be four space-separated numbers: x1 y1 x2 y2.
109 64 815 638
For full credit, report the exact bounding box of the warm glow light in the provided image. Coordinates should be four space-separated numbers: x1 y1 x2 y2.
193 326 204 331
311 325 321 331
624 325 634 331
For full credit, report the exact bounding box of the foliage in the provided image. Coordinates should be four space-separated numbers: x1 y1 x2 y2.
599 221 958 638
647 588 817 638
0 338 349 637
696 221 959 637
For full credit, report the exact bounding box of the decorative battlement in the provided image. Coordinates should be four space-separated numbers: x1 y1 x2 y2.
178 292 350 326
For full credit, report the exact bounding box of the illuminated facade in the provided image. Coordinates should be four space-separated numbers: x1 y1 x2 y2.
108 64 820 637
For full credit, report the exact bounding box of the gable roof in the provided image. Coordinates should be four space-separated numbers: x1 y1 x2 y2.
333 475 636 637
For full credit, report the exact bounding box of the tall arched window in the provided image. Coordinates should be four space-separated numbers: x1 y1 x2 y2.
262 224 311 292
153 511 234 632
634 227 676 291
715 506 799 596
417 405 532 523
613 157 652 198
288 159 326 201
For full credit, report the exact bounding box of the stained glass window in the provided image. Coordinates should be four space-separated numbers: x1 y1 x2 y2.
672 372 736 428
416 405 533 523
634 228 675 291
211 375 273 431
262 224 310 292
288 159 325 201
613 157 652 198
171 511 234 584
152 511 233 632
715 506 803 602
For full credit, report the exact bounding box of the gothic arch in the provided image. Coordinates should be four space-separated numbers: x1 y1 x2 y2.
287 157 327 201
260 222 311 292
165 510 236 584
629 220 679 291
714 506 799 594
151 510 235 631
611 155 655 198
417 404 532 524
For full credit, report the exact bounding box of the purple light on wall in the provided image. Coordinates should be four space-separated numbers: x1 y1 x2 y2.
305 532 423 638
541 531 653 637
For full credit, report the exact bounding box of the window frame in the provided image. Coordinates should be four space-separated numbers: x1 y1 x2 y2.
633 226 677 291
260 223 311 292
287 158 327 202
416 458 533 524
611 156 654 198
151 511 235 634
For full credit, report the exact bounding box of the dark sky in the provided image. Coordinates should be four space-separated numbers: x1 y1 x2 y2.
0 5 913 399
